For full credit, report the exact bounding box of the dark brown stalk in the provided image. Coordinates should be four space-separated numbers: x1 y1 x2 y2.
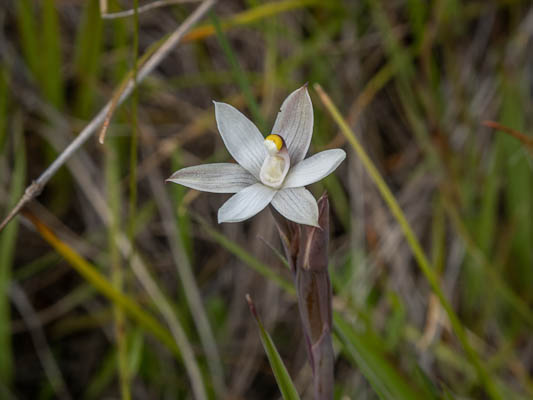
272 193 334 400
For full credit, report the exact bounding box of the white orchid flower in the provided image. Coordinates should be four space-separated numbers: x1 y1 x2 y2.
167 85 346 227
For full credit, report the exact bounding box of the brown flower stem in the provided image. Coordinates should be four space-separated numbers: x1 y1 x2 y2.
272 193 334 400
296 268 334 400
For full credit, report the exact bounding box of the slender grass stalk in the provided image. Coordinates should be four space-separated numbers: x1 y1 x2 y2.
128 0 140 243
314 83 503 400
106 140 130 400
73 0 103 118
42 0 64 110
120 5 141 394
498 80 533 290
0 115 25 386
14 0 39 79
0 68 7 152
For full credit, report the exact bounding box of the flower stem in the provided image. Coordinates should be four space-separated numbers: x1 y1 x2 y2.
273 194 334 400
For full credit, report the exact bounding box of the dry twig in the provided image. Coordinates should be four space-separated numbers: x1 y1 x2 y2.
482 120 533 152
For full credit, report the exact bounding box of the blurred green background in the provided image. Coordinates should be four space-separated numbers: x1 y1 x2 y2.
1 0 533 399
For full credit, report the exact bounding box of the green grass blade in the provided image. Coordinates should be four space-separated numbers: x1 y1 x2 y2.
0 114 26 385
406 0 428 46
107 136 131 400
128 0 140 243
246 295 300 400
14 0 39 78
0 67 9 152
127 328 144 376
73 0 103 118
105 6 132 397
41 0 65 109
499 79 532 295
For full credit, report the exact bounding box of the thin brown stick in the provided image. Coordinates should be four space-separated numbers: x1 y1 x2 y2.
0 0 217 233
98 76 131 144
482 120 533 149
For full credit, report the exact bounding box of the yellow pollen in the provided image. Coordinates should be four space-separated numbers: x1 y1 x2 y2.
265 134 283 151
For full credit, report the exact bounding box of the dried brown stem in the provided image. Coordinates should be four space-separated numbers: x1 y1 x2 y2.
273 194 335 400
482 120 533 150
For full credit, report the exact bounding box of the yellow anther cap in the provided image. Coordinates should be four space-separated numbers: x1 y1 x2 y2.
265 134 283 151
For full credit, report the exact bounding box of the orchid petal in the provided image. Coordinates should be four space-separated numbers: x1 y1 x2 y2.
218 183 276 223
214 102 266 178
271 85 313 164
271 188 319 227
167 163 256 193
283 149 346 189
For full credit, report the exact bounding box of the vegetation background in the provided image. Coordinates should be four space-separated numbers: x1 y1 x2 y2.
0 0 532 399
